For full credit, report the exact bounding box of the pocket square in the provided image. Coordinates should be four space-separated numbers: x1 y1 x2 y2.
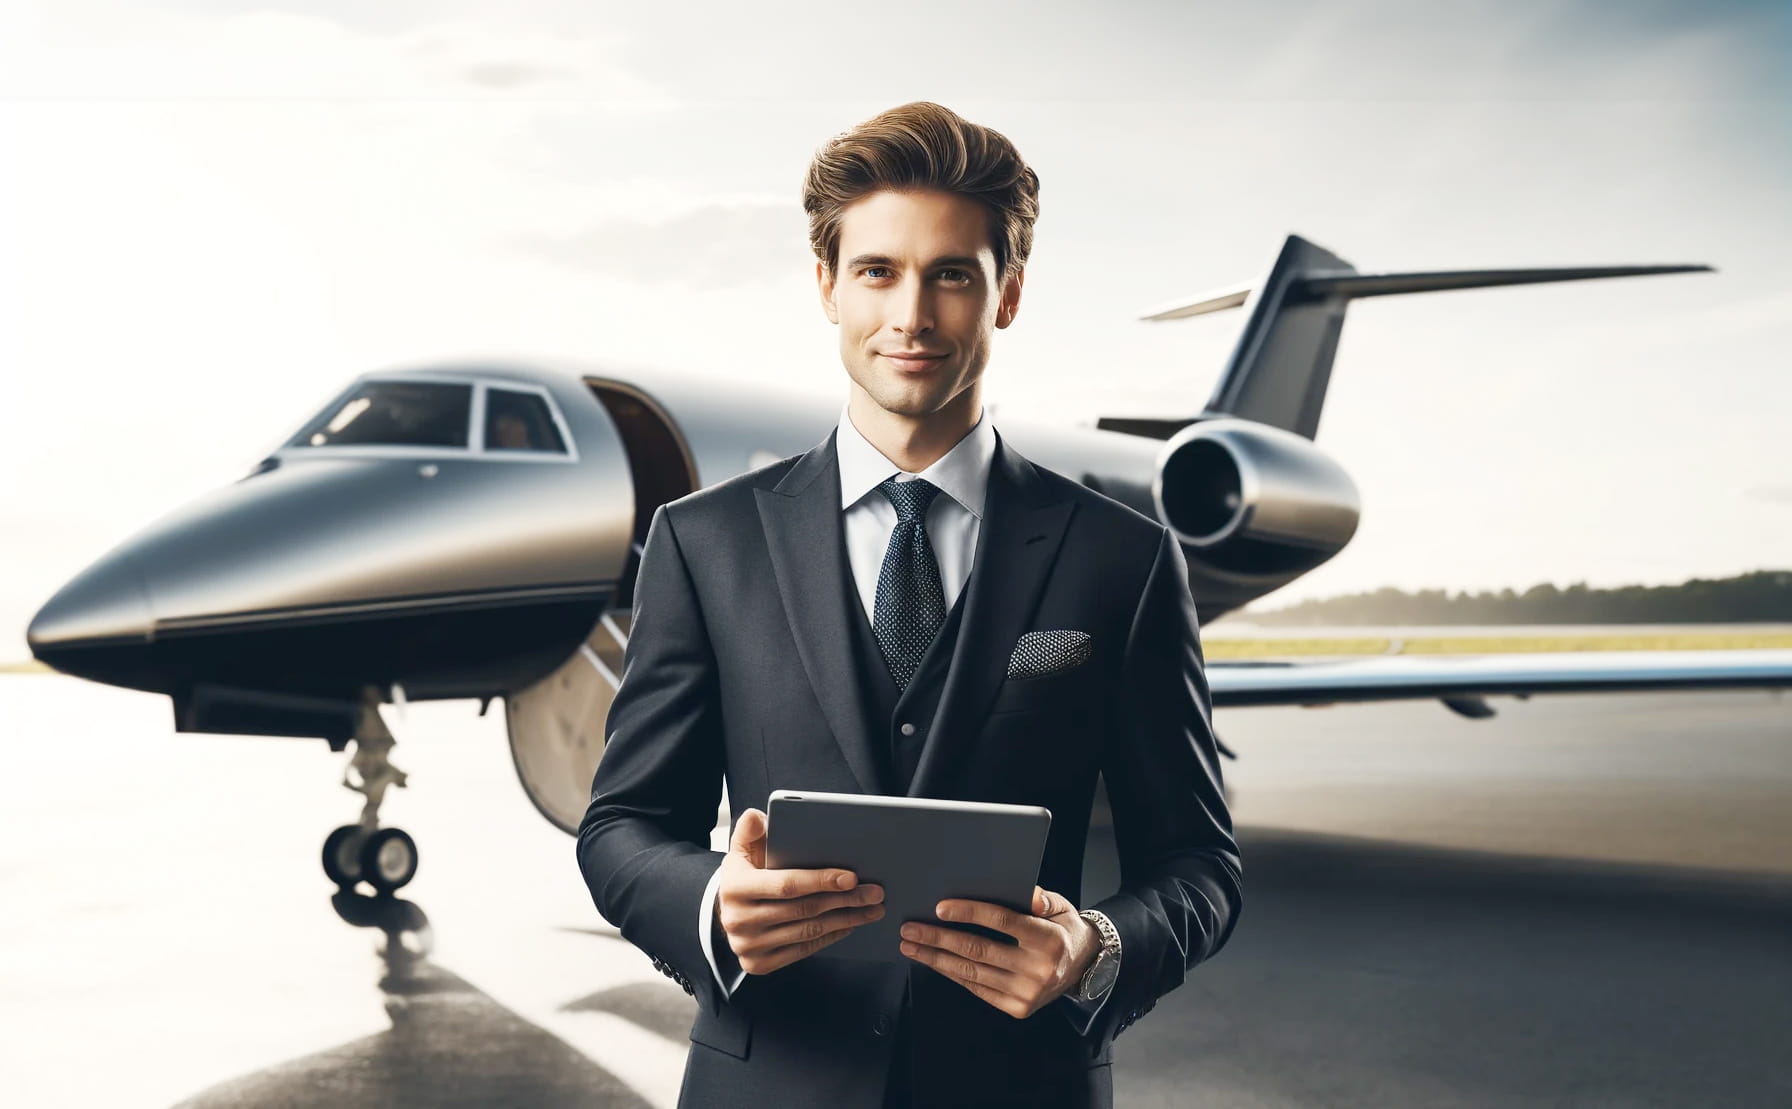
1006 629 1092 679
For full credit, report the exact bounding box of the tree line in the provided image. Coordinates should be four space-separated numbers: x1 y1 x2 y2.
1238 569 1792 625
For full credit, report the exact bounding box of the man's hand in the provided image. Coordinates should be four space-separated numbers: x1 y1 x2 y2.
898 886 1102 1019
715 808 886 975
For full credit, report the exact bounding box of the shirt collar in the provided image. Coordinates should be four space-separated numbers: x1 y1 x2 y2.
836 399 996 520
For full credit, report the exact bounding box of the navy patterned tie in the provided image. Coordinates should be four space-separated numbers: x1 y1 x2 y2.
873 476 947 692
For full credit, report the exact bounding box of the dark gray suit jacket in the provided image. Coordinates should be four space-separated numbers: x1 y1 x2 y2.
576 426 1242 1108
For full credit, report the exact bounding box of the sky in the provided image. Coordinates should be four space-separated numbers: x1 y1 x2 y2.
3 0 1789 656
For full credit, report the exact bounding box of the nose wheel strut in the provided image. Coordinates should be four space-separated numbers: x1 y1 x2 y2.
322 687 419 896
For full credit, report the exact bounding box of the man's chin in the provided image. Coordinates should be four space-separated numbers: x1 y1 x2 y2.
873 397 935 419
860 379 961 420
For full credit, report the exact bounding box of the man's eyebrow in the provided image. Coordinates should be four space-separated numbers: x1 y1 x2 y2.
845 253 983 271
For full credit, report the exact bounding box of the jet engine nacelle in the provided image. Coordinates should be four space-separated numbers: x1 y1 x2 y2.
1152 417 1361 614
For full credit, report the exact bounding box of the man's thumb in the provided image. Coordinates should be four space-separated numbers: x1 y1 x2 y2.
731 808 767 866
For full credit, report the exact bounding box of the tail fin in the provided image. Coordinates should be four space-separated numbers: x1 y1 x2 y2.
1106 234 1711 441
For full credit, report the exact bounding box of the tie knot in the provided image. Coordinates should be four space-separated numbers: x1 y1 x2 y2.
878 476 941 523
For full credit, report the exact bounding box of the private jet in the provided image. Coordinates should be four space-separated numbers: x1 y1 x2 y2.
28 234 1792 901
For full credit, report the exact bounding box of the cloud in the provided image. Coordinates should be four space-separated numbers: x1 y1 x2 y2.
461 61 566 91
1742 485 1792 507
517 202 810 290
0 7 670 103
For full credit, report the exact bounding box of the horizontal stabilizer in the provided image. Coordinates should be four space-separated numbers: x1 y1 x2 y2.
1124 235 1714 441
1297 263 1714 301
1137 285 1251 322
1140 263 1712 321
1092 415 1202 440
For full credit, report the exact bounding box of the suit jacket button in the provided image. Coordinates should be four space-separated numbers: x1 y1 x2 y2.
899 722 916 737
873 1013 894 1036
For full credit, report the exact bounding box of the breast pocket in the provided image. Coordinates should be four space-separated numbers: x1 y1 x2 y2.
988 661 1093 715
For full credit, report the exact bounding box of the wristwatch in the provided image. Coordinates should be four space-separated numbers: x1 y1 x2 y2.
1070 909 1121 1003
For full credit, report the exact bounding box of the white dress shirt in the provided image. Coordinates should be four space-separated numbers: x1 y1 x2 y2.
835 399 995 624
696 402 1113 1021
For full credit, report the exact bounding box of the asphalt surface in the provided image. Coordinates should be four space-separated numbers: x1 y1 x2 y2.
2 675 1787 1107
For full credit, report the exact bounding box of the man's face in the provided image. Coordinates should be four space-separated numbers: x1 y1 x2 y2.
817 188 1022 423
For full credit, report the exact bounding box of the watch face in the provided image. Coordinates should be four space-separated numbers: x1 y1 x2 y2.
1083 950 1119 999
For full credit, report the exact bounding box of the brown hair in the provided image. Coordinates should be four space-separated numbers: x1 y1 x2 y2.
802 101 1041 286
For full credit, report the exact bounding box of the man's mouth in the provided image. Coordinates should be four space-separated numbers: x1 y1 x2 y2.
883 352 947 371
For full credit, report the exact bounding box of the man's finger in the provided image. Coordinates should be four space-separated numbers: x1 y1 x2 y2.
935 897 1047 940
744 901 885 952
898 920 1031 978
758 922 857 972
741 865 859 902
728 884 884 929
901 938 1029 1018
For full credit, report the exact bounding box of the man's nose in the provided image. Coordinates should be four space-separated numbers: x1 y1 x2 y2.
889 278 934 335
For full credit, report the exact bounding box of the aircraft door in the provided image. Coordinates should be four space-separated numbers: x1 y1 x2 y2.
505 379 698 834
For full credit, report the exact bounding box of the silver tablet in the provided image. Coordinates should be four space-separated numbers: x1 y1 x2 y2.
764 789 1053 963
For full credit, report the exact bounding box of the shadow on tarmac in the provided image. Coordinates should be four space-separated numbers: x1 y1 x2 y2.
171 892 651 1109
561 982 699 1045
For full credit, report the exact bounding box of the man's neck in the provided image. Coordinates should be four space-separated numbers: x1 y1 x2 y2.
847 386 981 474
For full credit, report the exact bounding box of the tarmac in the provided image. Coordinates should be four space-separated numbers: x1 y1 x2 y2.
2 674 1786 1107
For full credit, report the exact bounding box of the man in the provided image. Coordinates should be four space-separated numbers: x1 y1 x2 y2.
576 101 1241 1109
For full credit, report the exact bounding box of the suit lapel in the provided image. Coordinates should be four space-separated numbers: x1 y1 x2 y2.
908 430 1075 797
755 430 890 796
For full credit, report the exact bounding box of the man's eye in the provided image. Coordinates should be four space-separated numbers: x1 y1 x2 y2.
864 266 891 279
939 269 971 283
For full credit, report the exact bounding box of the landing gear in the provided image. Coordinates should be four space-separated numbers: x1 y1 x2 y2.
322 823 366 887
320 824 419 894
323 687 418 896
361 827 419 891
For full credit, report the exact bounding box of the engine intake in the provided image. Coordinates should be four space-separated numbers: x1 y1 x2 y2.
1153 417 1360 582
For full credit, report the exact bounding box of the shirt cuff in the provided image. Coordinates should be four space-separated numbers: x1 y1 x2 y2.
699 863 747 997
1062 953 1117 1013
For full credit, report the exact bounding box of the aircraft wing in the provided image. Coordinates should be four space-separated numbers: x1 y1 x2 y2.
1207 649 1792 715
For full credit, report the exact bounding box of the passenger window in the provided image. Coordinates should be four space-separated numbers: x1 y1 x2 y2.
484 388 567 453
292 381 472 448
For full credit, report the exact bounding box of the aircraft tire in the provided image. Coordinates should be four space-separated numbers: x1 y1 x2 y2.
323 824 367 887
360 827 419 894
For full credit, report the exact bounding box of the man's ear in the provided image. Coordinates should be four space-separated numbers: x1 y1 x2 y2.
996 266 1025 329
817 259 839 324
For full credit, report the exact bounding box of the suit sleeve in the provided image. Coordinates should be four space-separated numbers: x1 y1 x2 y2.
575 502 738 1017
1059 524 1243 1044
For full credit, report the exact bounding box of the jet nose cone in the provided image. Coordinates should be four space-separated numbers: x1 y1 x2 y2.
27 550 154 656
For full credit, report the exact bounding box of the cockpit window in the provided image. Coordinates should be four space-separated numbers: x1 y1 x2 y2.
484 388 567 453
290 381 472 449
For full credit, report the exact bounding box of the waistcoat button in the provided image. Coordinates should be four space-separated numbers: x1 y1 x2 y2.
899 722 916 736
